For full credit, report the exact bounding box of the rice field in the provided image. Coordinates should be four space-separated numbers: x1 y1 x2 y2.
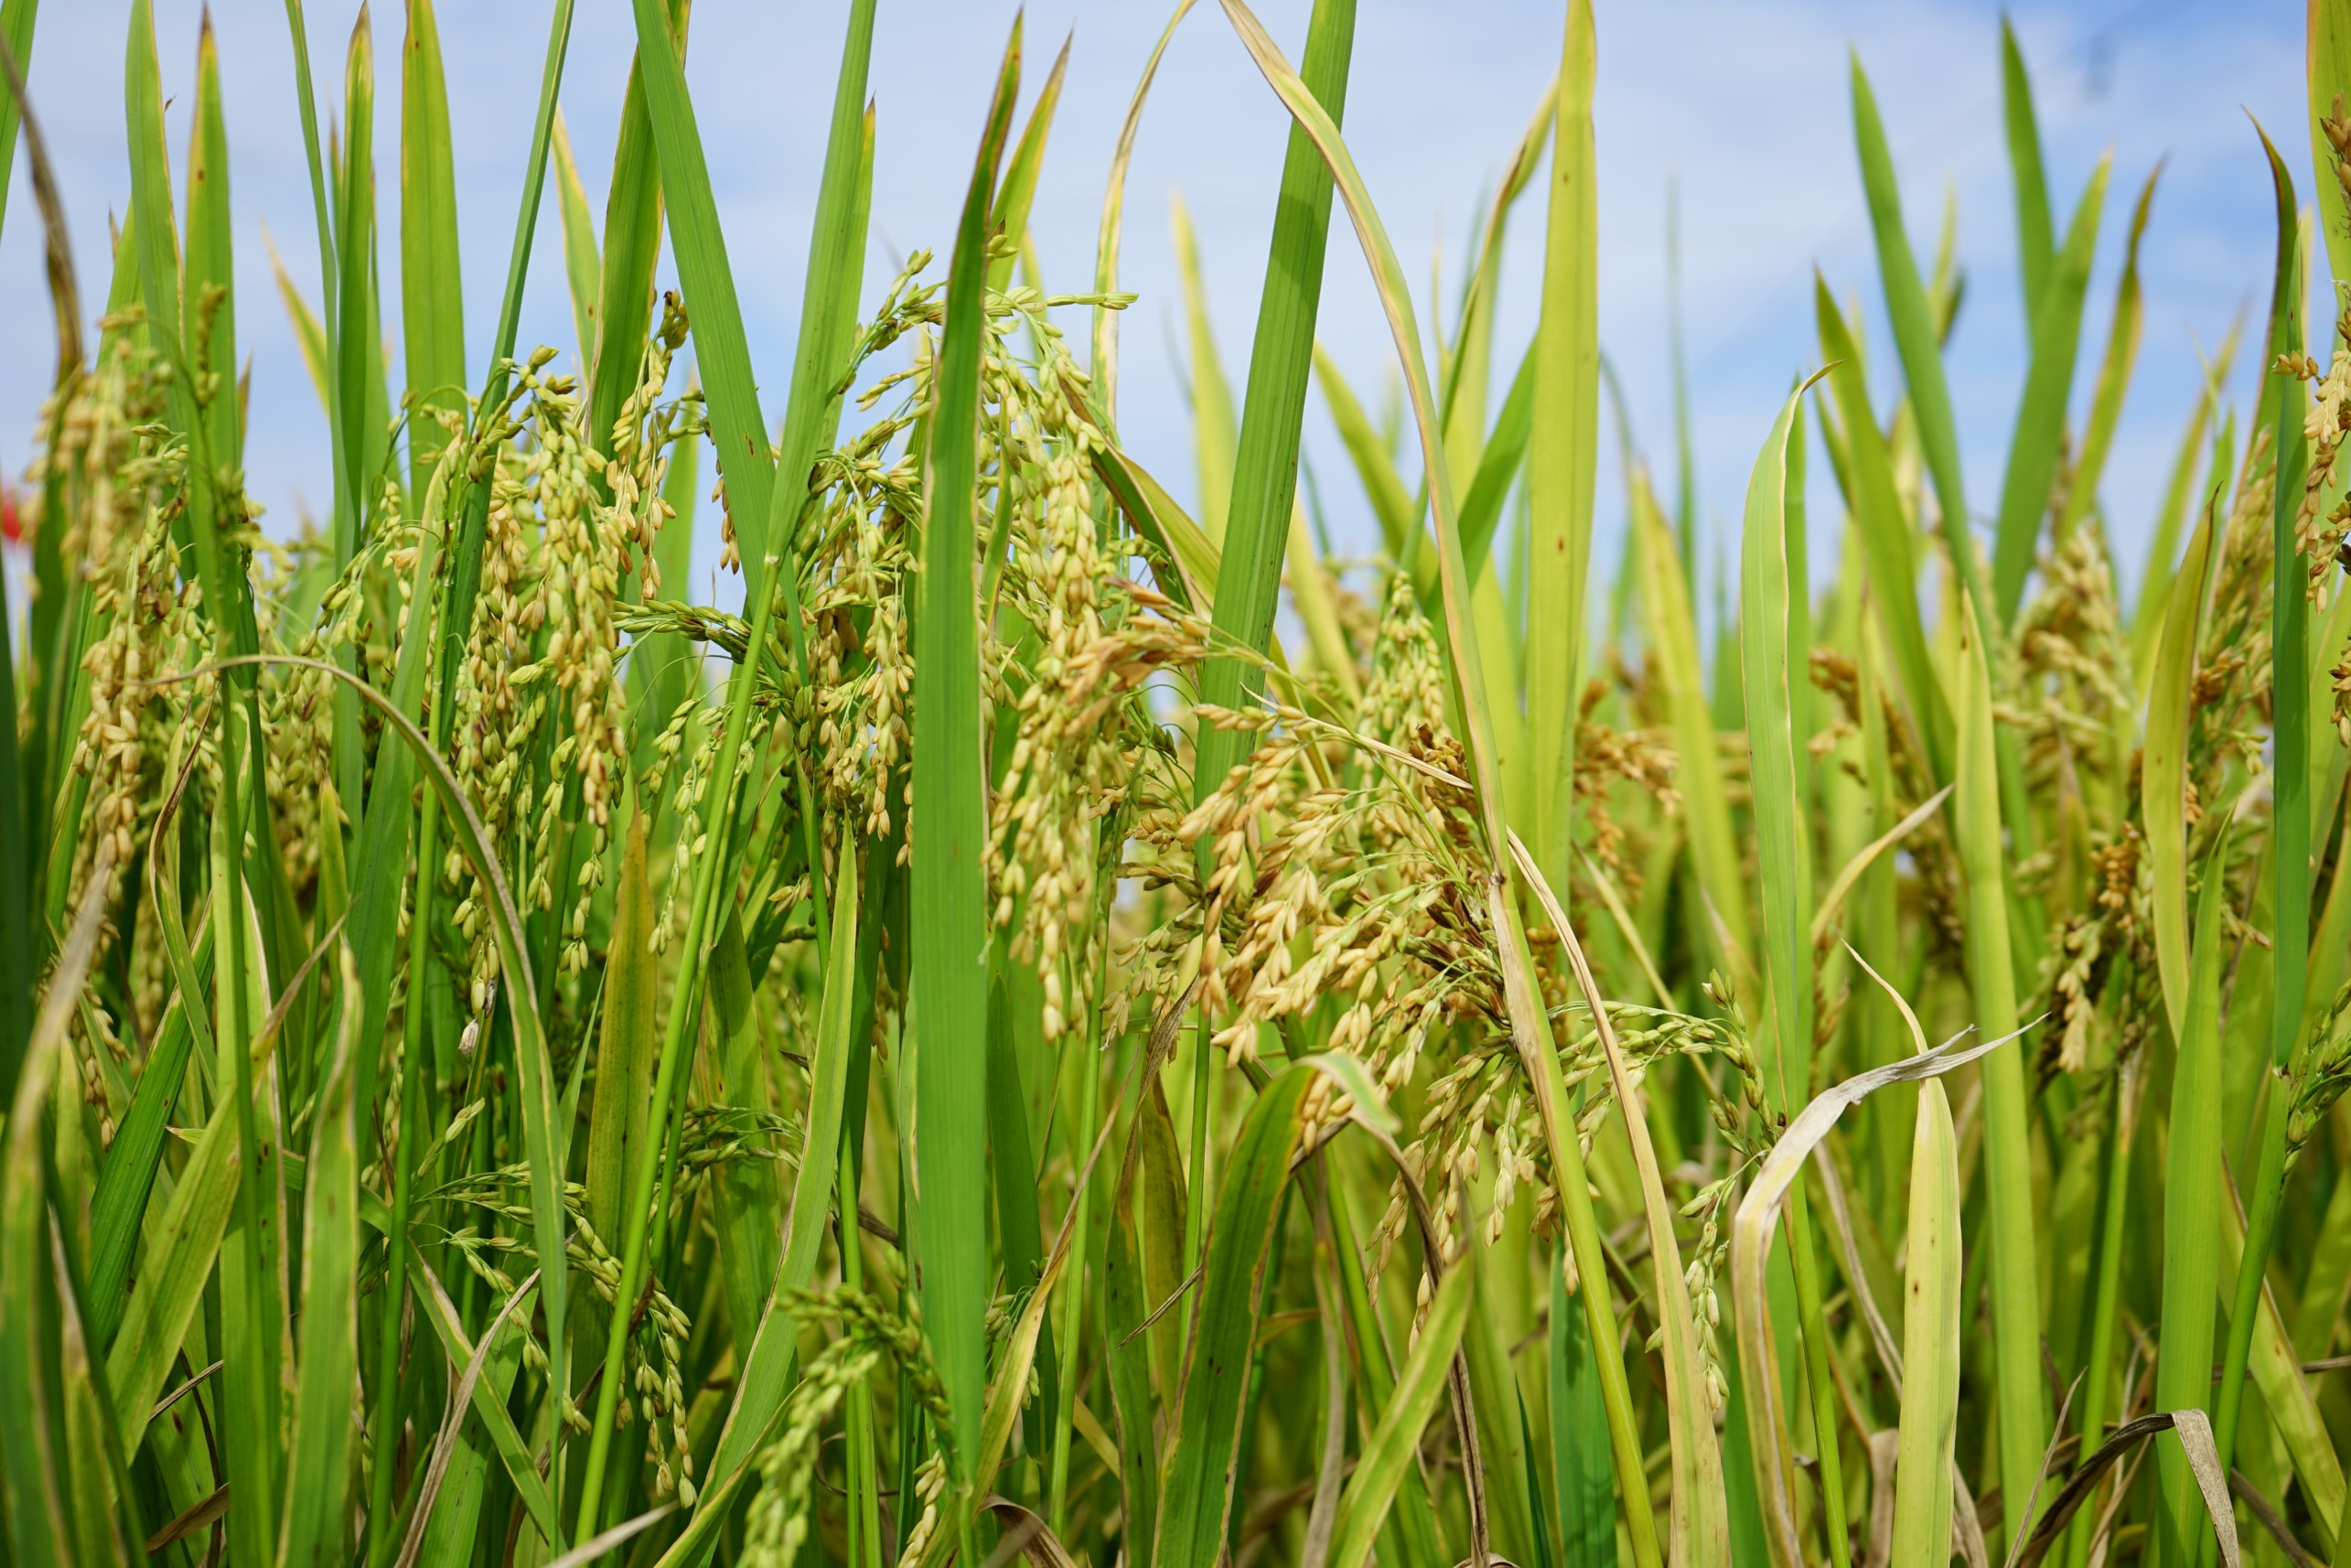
2 2 2349 1566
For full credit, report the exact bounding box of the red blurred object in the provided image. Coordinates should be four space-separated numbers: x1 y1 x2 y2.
0 485 18 546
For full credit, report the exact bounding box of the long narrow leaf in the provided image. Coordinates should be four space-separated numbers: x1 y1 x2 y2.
2212 119 2316 1491
913 20 1020 1473
278 951 361 1568
401 0 465 489
2061 166 2157 538
1326 1259 1473 1568
1522 0 1598 888
1990 156 2110 620
1851 56 1991 622
2155 832 2234 1565
1153 1064 1317 1568
1193 0 1355 822
1890 1080 1960 1568
1953 597 2047 1528
2002 18 2055 319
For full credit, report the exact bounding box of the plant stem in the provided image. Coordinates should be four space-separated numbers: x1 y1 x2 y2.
364 779 439 1564
2062 1058 2139 1568
1047 929 1112 1531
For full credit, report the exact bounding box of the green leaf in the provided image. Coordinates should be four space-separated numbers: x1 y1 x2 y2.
1667 183 1700 564
1090 0 1198 424
678 859 878 1539
912 19 1019 1472
551 107 601 366
703 907 784 1359
967 1066 1122 1507
756 0 875 694
652 0 880 1527
185 10 237 467
1813 277 1952 781
0 865 110 1563
2260 113 2315 1164
1990 155 2110 620
1313 343 1416 563
986 33 1070 298
1523 0 1598 887
348 572 427 1562
1459 340 1534 581
2309 0 2351 294
1441 83 1553 486
0 513 30 1098
1890 1080 1960 1568
2063 1040 2145 1568
1095 444 1222 614
2154 832 2234 1566
400 0 466 491
1104 1203 1162 1556
1325 1256 1472 1568
2001 17 2054 319
1741 377 1821 1111
392 9 585 1544
778 854 862 1298
206 805 285 1568
130 11 289 1562
102 1093 236 1452
277 950 362 1568
327 2 385 826
1172 189 1240 543
124 0 181 351
586 0 689 460
267 226 334 415
0 0 39 254
2061 165 2157 539
1126 1074 1188 1412
624 0 768 564
2215 1170 2348 1544
585 0 868 1531
1731 998 2010 1568
330 1 386 566
2211 117 2316 1494
1153 1063 1316 1568
2132 336 2236 669
1851 54 1990 623
585 814 660 1254
2143 485 2219 1039
1551 1259 1618 1568
407 1254 558 1544
1633 467 1753 984
1738 375 1854 1568
343 432 446 1162
986 968 1055 1459
1193 0 1354 822
212 649 565 1550
282 0 343 446
1953 597 2047 1529
55 1237 137 1566
1325 1177 1444 1568
86 906 211 1348
1519 852 1729 1568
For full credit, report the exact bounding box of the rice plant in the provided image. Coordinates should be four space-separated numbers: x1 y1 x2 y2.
1 2 2348 1567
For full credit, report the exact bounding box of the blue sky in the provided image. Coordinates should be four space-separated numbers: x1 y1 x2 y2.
0 0 2310 618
